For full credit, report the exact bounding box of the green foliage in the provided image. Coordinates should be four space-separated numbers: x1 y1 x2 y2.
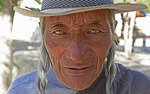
0 0 5 12
25 6 40 12
114 0 128 3
137 0 150 13
35 0 41 4
114 0 150 13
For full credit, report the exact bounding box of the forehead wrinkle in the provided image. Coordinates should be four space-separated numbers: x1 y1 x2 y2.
83 10 106 25
45 16 67 30
44 10 111 31
75 13 84 26
44 16 56 29
60 13 85 31
67 13 85 29
104 10 112 32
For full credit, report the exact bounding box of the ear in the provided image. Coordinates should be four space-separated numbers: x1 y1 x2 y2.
39 22 41 28
114 20 118 29
112 20 118 41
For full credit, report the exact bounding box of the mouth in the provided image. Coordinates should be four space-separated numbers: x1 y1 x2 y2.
63 66 93 75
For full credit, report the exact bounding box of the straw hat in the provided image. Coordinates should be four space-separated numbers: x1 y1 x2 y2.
13 0 148 17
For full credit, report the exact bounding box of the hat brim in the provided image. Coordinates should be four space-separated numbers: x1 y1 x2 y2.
14 3 148 17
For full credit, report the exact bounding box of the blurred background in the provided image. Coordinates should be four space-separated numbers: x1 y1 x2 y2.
0 0 150 94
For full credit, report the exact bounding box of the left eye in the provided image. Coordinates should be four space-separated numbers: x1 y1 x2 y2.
53 30 67 35
55 30 63 35
88 29 100 34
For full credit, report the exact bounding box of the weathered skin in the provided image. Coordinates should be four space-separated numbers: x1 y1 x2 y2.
43 9 112 90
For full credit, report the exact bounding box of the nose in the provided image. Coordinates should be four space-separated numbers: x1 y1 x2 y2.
65 36 91 62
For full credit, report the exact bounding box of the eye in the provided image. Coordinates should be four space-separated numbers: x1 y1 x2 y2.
88 29 100 34
53 30 67 35
55 30 63 35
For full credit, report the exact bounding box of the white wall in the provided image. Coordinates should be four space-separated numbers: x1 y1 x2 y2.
12 0 41 41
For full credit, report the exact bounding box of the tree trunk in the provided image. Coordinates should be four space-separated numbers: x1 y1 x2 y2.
120 0 136 58
122 12 135 58
0 0 17 93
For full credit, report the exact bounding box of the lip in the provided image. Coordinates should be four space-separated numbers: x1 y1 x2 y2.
63 66 93 75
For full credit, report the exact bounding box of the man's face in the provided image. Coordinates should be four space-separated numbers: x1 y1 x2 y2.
43 9 112 90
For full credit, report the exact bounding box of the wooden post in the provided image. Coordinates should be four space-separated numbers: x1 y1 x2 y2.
123 12 136 58
121 0 136 58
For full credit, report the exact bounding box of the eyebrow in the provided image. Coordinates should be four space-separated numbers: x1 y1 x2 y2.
89 20 105 27
91 20 99 24
48 22 67 29
50 20 105 29
52 22 64 26
50 22 69 30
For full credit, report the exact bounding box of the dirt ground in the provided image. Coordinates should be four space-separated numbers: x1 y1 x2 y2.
115 47 150 77
115 39 150 77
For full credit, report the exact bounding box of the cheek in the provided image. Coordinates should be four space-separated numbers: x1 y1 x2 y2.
94 39 112 73
99 38 112 52
90 36 111 52
92 38 111 62
43 34 67 66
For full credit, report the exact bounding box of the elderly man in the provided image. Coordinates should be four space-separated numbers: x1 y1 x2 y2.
8 0 150 94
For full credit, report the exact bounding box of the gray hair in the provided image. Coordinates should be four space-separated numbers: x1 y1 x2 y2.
37 10 117 94
104 10 117 94
37 17 51 94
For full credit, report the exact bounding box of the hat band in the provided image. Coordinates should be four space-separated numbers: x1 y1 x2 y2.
41 8 81 14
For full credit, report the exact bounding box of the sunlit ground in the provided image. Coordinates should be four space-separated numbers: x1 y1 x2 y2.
115 39 150 77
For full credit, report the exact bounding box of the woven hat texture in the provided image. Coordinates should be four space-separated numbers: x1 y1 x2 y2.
42 0 113 10
13 0 148 17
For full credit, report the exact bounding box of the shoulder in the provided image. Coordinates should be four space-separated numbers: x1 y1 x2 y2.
129 69 150 93
116 64 150 84
116 64 150 94
7 70 38 94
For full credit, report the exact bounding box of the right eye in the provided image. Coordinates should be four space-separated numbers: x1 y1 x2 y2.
88 29 100 34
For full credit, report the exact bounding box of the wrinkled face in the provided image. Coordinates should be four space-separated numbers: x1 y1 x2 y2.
43 9 112 90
